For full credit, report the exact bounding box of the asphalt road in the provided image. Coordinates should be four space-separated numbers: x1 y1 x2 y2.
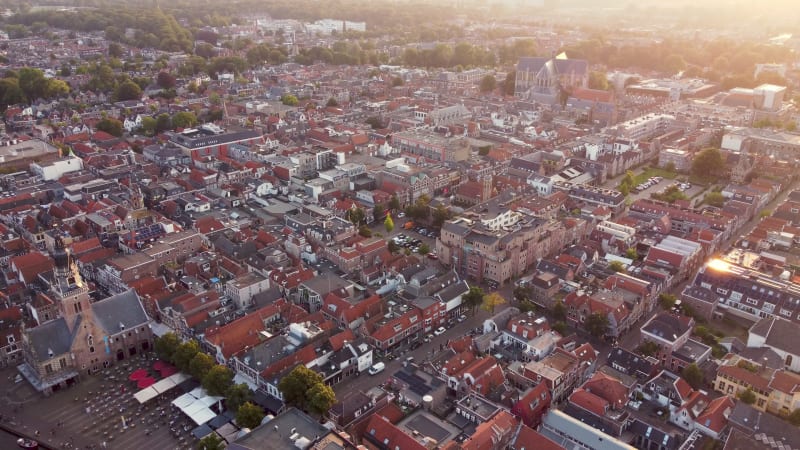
333 304 498 399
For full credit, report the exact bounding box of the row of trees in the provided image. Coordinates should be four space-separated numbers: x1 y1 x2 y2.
0 67 69 112
562 37 793 79
153 333 265 429
10 8 194 52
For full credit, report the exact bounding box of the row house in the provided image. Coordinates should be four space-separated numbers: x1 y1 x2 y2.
714 353 800 416
517 348 584 402
564 291 632 339
691 258 800 325
366 309 423 352
630 199 736 241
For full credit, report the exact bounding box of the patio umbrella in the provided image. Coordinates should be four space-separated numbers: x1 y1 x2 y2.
137 377 156 389
128 369 148 381
153 360 166 371
160 366 178 377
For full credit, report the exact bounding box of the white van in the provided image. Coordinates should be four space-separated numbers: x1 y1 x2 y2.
368 362 385 375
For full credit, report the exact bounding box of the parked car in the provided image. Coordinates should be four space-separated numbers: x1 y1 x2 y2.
434 326 447 336
368 362 385 375
457 315 467 323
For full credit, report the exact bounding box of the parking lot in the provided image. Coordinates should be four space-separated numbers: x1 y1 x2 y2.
630 177 706 206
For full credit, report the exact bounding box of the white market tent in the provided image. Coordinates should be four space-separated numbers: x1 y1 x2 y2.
171 387 224 425
134 372 191 404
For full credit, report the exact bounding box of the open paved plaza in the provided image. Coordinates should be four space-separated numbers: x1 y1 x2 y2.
0 354 201 450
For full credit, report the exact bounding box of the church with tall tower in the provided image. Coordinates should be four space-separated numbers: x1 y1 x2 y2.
18 237 153 395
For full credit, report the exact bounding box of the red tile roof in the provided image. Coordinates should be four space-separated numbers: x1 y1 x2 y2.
363 414 426 450
205 303 282 359
329 328 355 352
461 410 516 450
10 252 54 284
570 388 609 417
582 371 628 409
511 383 551 428
695 395 734 433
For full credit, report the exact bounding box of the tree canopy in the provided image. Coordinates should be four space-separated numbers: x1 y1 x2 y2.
202 365 234 397
463 286 484 315
278 365 336 415
691 148 725 182
235 402 265 429
154 332 181 362
96 118 124 137
480 75 496 93
482 292 506 314
681 363 704 389
584 313 610 338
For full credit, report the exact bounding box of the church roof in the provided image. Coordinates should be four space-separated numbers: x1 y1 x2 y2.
517 56 588 76
91 289 150 334
27 317 74 361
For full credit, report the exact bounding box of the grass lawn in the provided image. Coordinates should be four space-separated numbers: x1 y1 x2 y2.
631 167 678 186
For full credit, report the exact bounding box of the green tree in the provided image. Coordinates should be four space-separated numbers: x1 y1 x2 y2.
463 286 485 315
513 285 533 304
479 75 496 93
188 353 215 381
306 382 336 417
278 365 324 410
384 214 394 233
358 225 372 238
346 207 365 226
418 243 430 255
691 148 725 181
432 204 452 227
636 340 660 357
703 191 725 207
588 71 609 90
584 313 609 338
682 363 704 389
202 365 234 396
659 293 677 310
552 300 567 322
96 118 124 137
141 116 156 136
281 94 299 106
388 240 401 254
224 383 252 414
173 340 201 372
788 409 800 426
235 402 265 429
326 97 339 107
625 248 638 260
664 54 687 73
391 76 404 87
389 195 401 211
196 433 224 450
552 321 567 336
372 204 386 223
156 113 172 132
503 70 516 96
114 80 143 101
154 332 181 363
608 260 625 273
482 292 506 314
738 388 756 405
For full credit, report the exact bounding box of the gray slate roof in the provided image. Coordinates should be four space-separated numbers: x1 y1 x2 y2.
750 316 800 355
91 289 150 334
27 317 73 361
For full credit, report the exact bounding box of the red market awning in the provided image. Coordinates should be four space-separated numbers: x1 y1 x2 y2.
129 369 148 381
137 377 156 389
160 366 178 377
153 360 166 371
